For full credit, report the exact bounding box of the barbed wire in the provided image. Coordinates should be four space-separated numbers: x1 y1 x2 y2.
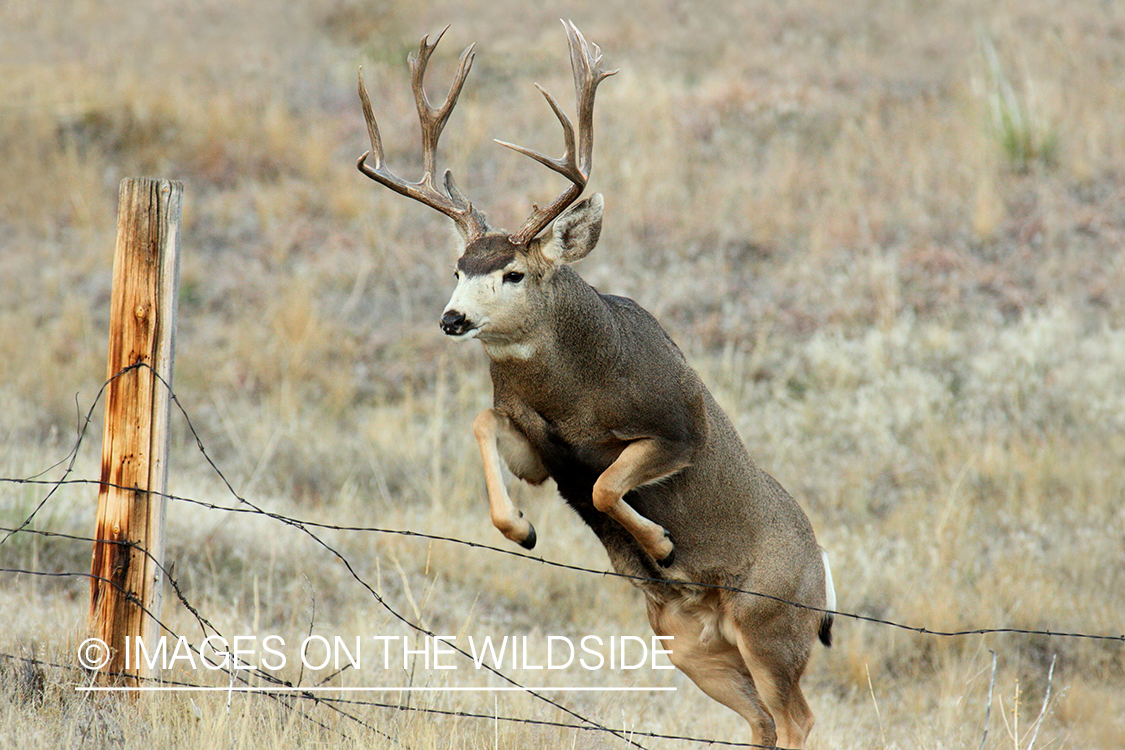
0 361 129 548
0 541 398 744
0 524 221 642
1 363 1122 749
0 570 385 743
0 541 757 748
9 475 1123 645
0 525 774 748
0 647 777 749
0 526 648 749
0 363 651 749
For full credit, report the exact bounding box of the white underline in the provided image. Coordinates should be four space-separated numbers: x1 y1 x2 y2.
76 686 676 693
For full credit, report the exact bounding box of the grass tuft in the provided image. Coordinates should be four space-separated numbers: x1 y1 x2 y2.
978 29 1060 173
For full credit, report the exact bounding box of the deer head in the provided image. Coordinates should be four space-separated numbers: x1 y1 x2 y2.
356 21 616 351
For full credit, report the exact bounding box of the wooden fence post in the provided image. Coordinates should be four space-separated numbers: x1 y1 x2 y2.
89 177 182 686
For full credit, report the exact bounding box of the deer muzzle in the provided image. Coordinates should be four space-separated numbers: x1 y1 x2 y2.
440 309 475 337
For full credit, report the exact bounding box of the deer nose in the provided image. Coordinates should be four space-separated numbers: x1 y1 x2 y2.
440 309 471 336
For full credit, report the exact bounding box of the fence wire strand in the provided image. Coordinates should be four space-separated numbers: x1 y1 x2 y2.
10 475 1123 646
2 364 651 749
1 363 1122 749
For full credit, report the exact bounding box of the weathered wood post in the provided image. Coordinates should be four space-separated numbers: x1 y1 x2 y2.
89 178 182 685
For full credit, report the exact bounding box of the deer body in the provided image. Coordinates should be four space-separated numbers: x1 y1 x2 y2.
356 23 835 748
479 258 813 586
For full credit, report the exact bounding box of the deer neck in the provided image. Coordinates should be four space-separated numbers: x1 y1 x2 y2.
484 266 620 384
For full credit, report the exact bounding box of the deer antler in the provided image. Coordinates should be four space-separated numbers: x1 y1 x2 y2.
501 20 618 245
356 27 489 241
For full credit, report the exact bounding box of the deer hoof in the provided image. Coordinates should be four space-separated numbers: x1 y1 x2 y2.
519 523 537 550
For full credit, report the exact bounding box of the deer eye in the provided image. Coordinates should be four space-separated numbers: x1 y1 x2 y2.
502 271 525 284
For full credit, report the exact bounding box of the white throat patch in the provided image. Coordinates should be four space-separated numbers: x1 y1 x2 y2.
482 340 538 361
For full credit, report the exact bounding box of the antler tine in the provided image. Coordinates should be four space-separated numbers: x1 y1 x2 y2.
565 20 618 175
356 67 387 173
410 28 477 184
356 30 489 241
494 84 581 183
505 21 617 245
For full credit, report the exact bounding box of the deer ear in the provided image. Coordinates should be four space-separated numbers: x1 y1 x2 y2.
538 193 603 265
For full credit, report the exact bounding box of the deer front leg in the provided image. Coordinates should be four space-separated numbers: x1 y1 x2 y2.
592 438 689 567
472 409 546 550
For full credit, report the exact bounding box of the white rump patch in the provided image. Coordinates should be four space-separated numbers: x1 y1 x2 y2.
821 548 836 612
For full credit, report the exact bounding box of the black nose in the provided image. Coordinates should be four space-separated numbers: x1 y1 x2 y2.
440 310 470 336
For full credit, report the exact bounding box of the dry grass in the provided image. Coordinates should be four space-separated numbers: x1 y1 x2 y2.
2 0 1124 747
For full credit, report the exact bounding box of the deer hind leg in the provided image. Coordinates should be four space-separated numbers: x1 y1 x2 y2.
472 409 547 549
728 613 816 749
648 599 778 747
591 437 687 566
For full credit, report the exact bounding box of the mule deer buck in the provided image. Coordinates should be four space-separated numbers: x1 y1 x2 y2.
356 21 836 749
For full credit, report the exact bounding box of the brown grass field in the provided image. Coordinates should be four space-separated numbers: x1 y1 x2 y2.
2 0 1123 747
